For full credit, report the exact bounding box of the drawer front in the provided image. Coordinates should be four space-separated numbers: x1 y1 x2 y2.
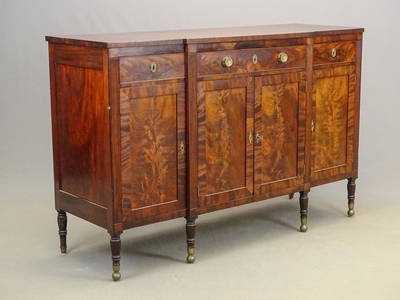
120 53 184 83
313 42 356 66
197 46 306 76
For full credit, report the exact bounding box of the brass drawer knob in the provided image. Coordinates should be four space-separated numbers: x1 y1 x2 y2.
277 52 288 63
150 62 157 72
331 48 337 58
222 56 233 68
252 54 258 64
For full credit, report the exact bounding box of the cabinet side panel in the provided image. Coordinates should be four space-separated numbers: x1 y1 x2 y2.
54 63 111 208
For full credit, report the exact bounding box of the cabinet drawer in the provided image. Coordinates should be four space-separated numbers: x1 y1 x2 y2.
197 46 306 76
119 53 184 83
313 41 356 66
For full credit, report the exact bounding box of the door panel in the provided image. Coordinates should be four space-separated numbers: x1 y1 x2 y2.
120 83 185 220
311 65 356 182
197 77 254 207
255 72 306 196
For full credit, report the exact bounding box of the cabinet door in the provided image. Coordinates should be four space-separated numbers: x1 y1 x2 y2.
254 72 306 196
197 77 254 207
120 83 185 221
311 65 356 183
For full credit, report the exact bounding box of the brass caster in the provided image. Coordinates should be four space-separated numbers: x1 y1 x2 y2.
60 247 66 254
187 255 195 264
347 209 355 217
112 272 121 281
186 248 195 264
299 224 308 232
112 265 121 281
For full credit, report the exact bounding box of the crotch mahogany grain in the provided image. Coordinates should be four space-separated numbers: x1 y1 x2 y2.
46 24 363 280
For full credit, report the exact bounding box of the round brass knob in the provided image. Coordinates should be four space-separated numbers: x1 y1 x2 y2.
331 48 337 58
222 56 233 68
150 62 157 72
252 54 258 64
277 52 288 63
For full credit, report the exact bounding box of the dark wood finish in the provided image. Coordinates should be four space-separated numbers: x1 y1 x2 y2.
54 62 112 208
46 24 363 48
254 71 306 198
347 178 356 217
197 46 305 76
313 41 356 66
185 215 197 263
195 38 307 52
120 53 184 83
57 210 67 254
299 191 309 232
109 44 184 58
53 44 103 69
110 233 121 281
46 24 363 280
108 57 124 234
58 191 108 228
185 44 199 218
312 33 361 44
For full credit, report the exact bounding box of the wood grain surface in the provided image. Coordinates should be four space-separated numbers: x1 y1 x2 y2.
254 72 306 197
120 53 184 83
55 63 111 208
46 24 363 48
197 46 305 76
120 83 186 223
313 41 356 66
311 64 356 182
47 27 363 234
197 77 254 207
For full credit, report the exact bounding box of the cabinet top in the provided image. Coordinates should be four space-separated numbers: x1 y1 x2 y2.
45 23 363 48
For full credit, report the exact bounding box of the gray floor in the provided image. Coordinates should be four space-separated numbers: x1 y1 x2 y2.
1 180 399 300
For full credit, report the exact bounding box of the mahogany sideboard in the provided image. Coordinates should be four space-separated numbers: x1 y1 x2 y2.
45 24 363 281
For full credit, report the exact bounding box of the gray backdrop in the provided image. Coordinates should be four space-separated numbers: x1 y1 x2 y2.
1 1 399 299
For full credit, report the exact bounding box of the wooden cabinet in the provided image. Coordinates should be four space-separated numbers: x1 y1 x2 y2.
46 24 363 281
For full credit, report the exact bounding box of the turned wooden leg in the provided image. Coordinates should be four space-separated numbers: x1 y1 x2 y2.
347 178 356 217
289 193 294 200
299 191 309 232
185 216 197 264
57 210 67 254
110 233 122 281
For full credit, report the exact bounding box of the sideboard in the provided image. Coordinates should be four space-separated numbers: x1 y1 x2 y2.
46 24 363 281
